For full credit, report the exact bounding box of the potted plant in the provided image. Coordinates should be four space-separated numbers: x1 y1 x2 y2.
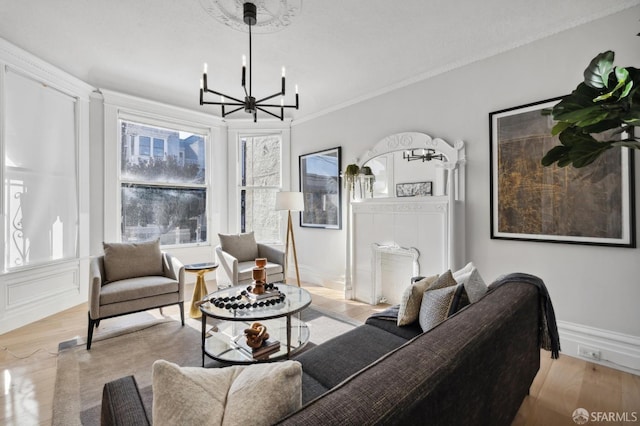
360 166 375 198
542 50 640 168
343 163 360 198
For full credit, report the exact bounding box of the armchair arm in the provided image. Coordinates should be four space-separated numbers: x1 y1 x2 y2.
258 243 285 269
89 256 104 320
216 245 239 288
163 252 185 302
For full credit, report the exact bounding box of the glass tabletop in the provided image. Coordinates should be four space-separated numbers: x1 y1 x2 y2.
200 284 312 321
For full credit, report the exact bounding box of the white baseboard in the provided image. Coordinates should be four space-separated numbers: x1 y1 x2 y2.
557 320 640 376
287 264 345 292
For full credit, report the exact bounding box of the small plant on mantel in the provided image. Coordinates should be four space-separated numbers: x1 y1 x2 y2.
343 164 360 198
542 50 640 168
360 166 375 198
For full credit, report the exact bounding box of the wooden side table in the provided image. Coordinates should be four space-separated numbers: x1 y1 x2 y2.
184 262 218 319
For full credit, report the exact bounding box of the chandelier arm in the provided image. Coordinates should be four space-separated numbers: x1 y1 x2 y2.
256 106 283 120
204 88 245 105
257 103 298 109
256 92 284 104
224 106 245 116
202 100 244 107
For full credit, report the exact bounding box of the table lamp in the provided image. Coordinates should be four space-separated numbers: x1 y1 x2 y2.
275 191 304 286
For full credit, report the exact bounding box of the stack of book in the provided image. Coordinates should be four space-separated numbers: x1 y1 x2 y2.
246 288 281 301
236 337 281 359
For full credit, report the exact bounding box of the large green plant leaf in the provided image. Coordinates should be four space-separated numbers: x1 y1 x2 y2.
593 66 630 101
543 51 640 168
542 127 614 168
583 51 615 89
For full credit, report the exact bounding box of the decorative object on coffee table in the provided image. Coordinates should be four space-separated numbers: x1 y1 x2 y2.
244 322 269 348
275 191 305 286
251 258 267 294
185 262 219 319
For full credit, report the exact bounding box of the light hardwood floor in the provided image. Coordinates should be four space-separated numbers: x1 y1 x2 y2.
1 282 638 425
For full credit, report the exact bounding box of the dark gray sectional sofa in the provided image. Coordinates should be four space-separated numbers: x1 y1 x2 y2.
102 280 542 425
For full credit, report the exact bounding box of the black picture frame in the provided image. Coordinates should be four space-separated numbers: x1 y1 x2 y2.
299 147 342 229
489 97 635 247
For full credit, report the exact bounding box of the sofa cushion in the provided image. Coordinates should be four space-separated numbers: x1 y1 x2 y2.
301 372 330 404
455 264 488 303
418 285 458 332
103 240 163 283
453 261 474 281
218 232 259 262
294 324 407 389
366 316 423 340
428 269 457 290
99 276 179 305
397 274 438 326
152 359 302 426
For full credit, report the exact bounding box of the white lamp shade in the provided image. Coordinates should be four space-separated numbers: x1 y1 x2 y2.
275 191 305 211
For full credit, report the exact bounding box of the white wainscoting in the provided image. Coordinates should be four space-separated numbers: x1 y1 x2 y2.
558 320 640 376
0 260 86 335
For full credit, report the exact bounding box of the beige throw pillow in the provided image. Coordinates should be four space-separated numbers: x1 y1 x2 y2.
218 232 259 262
397 274 438 326
102 239 163 283
152 360 302 426
428 269 457 291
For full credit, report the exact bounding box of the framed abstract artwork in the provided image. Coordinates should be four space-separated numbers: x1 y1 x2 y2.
489 97 635 247
299 147 342 229
395 181 432 197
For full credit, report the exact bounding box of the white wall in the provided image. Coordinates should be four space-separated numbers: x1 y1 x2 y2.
291 7 640 367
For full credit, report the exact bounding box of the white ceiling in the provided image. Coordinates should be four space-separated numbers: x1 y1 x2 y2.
0 0 638 123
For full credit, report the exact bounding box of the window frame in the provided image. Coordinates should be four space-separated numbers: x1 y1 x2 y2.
101 88 224 251
117 115 210 249
226 124 291 245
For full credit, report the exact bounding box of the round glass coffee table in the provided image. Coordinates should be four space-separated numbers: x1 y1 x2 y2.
199 284 312 366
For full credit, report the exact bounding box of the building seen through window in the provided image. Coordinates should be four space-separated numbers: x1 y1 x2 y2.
239 134 282 243
120 120 207 245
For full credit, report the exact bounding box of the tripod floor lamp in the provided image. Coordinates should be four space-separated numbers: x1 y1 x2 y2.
275 191 304 286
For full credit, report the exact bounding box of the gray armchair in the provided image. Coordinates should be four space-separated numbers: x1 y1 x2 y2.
216 232 285 288
87 240 185 350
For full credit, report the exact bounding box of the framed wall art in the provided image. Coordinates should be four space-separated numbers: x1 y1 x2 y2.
395 181 432 197
489 97 635 247
299 147 342 229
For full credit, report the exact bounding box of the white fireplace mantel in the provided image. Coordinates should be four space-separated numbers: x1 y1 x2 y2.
345 132 465 304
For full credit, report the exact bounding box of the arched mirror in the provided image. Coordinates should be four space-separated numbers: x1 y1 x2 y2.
350 132 465 200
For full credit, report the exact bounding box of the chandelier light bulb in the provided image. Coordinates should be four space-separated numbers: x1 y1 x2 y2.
200 78 203 89
203 62 208 74
281 66 286 78
295 84 299 94
242 55 246 66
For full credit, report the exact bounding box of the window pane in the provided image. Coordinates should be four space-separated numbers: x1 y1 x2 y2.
241 188 279 242
139 136 150 156
4 70 78 270
241 135 281 187
121 121 205 184
122 186 207 244
153 138 164 158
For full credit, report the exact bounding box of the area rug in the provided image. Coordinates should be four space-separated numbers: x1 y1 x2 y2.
52 306 360 426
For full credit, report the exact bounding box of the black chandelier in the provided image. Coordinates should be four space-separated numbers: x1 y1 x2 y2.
403 148 445 162
199 2 299 122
